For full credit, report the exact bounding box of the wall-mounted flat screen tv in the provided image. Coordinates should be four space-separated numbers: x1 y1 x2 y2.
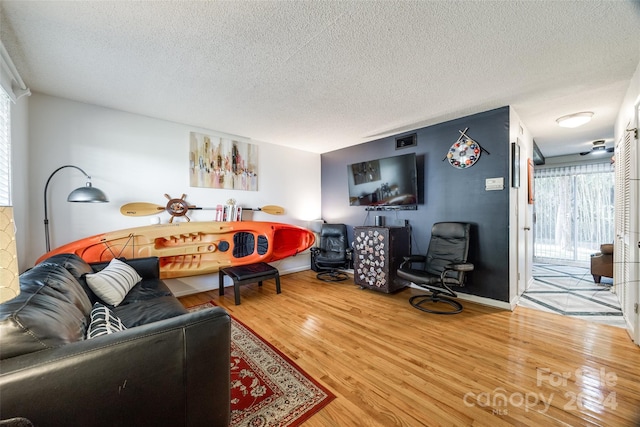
347 153 418 207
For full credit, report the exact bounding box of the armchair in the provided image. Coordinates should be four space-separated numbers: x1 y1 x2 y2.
310 224 352 281
397 222 473 314
591 243 613 283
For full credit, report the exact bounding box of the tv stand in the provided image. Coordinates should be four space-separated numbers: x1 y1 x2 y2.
365 205 417 211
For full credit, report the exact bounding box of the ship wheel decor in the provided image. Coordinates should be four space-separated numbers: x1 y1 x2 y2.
444 127 489 169
164 193 196 222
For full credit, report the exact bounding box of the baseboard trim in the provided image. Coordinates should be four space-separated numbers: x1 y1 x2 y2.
407 283 512 311
166 264 311 297
169 267 511 311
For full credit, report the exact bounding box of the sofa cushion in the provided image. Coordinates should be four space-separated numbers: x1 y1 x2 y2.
90 257 160 280
114 296 188 328
86 303 127 339
40 253 101 304
42 253 94 279
120 278 175 304
85 258 142 306
0 262 92 360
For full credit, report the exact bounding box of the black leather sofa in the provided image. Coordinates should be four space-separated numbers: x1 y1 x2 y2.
0 253 231 426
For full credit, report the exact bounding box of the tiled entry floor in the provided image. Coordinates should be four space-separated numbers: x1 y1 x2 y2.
518 264 625 328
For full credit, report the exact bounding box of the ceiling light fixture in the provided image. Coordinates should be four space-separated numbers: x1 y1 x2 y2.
580 140 613 156
591 140 606 152
556 112 594 128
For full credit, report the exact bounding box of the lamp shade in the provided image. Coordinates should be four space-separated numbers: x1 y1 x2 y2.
67 182 109 203
44 165 110 252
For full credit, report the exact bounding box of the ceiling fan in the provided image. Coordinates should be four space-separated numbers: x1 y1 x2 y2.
580 140 614 156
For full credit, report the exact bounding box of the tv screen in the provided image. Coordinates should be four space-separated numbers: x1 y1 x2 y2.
347 153 418 207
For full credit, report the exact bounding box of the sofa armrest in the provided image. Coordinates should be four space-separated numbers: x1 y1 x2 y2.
0 307 231 426
600 243 614 255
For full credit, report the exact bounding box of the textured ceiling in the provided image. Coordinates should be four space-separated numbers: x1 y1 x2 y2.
1 1 639 157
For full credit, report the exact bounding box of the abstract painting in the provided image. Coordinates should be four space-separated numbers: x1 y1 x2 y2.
189 132 258 191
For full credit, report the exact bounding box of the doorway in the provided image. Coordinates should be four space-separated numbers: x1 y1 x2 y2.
518 160 622 327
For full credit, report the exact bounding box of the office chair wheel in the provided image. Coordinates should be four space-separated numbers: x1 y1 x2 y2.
317 270 348 282
409 294 463 314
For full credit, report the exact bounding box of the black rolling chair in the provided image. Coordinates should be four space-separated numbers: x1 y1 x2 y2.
310 223 352 282
397 222 473 314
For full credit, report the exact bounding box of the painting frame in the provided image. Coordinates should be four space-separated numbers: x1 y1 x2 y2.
189 132 259 191
528 158 535 204
511 141 520 188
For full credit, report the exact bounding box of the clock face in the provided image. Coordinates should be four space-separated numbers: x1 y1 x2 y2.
447 137 481 169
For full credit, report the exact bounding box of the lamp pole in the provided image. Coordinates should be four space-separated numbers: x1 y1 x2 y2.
43 165 108 252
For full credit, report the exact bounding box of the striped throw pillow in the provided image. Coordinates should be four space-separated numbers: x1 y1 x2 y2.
85 258 142 306
86 303 127 339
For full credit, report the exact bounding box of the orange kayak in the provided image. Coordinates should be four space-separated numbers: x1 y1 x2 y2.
36 221 315 279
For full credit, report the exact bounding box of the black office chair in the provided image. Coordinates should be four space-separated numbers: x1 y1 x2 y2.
397 222 473 314
310 224 352 282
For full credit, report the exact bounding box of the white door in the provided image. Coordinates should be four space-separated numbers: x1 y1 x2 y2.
614 110 639 343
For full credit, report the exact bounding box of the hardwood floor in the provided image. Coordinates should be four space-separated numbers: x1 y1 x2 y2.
179 270 640 426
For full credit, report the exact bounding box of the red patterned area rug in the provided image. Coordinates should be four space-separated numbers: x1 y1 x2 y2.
188 301 335 426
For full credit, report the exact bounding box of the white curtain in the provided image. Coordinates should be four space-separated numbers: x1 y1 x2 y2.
534 161 613 178
533 161 615 263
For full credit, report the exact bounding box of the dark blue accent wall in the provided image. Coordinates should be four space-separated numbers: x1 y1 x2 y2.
320 106 510 302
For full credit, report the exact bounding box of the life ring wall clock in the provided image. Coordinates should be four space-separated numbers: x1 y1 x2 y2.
444 127 489 169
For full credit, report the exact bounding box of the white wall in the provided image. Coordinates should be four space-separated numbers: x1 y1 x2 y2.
23 93 321 295
616 60 640 138
10 94 29 269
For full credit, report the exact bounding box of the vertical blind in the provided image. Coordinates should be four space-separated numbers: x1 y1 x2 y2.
533 161 614 263
0 89 10 206
0 40 29 207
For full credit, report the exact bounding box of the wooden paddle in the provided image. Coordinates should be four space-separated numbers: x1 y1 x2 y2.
120 202 285 216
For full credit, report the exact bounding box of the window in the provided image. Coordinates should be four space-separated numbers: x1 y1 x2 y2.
0 40 29 207
534 162 614 264
0 88 10 206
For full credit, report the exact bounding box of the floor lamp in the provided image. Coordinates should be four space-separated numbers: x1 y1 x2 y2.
44 165 109 252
